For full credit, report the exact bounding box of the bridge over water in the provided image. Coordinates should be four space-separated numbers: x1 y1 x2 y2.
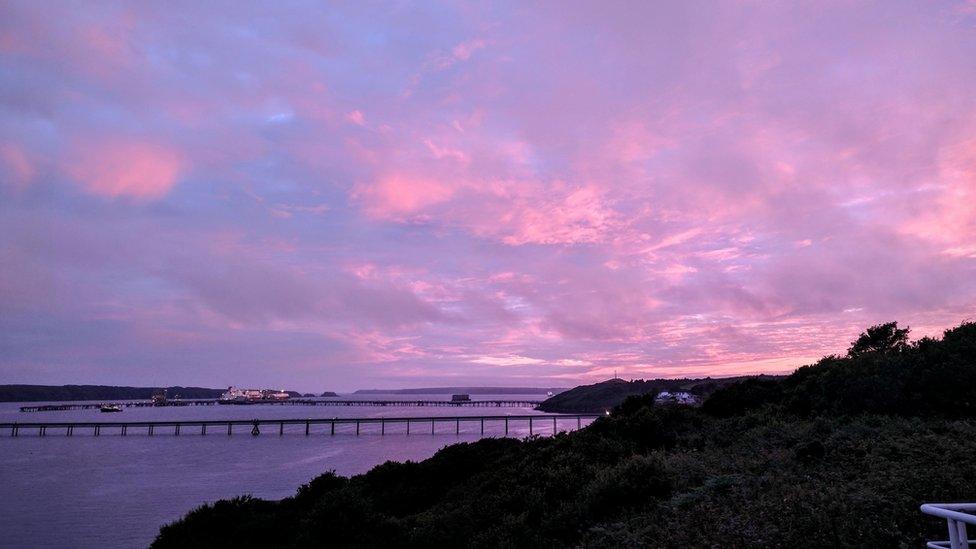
1 413 601 437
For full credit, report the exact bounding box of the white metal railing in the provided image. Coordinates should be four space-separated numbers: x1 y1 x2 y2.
921 503 976 549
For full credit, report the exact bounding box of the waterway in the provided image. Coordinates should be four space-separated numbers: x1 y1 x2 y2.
0 394 589 549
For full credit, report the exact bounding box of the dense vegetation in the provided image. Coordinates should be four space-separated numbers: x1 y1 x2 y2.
536 376 773 413
155 321 976 548
0 384 225 402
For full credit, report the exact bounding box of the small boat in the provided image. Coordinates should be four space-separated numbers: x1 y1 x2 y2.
100 404 123 413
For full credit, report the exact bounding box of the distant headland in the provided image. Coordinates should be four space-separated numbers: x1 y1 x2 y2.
0 385 309 403
0 385 226 403
536 375 784 413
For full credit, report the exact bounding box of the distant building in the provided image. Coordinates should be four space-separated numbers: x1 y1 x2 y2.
220 387 245 402
451 394 471 402
220 386 289 402
261 389 289 400
655 391 698 405
151 389 167 405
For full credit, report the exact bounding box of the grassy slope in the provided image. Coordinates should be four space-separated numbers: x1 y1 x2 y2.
154 321 976 548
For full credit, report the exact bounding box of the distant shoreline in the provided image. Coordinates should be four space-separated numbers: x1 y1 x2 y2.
0 384 228 403
352 387 568 395
0 384 565 403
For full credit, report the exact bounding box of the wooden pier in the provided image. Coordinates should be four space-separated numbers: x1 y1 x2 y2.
0 414 601 437
19 399 543 413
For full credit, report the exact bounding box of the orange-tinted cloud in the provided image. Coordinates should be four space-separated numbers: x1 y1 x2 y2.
353 174 456 219
65 139 185 200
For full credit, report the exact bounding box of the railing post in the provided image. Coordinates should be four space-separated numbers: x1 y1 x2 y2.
121 425 127 436
947 518 960 549
529 417 533 435
381 419 385 435
406 420 410 435
553 416 557 434
481 418 484 435
175 424 180 436
505 418 508 436
305 421 310 436
148 425 154 436
431 419 435 434
356 421 360 436
227 423 232 436
456 418 459 435
201 424 206 436
577 416 581 430
330 421 335 436
280 422 284 436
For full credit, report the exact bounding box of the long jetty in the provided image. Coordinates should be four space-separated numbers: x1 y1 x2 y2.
19 399 543 413
1 414 601 437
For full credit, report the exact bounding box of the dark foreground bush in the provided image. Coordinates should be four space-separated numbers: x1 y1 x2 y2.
155 320 976 548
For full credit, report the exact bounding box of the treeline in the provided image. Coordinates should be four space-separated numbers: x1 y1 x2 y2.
0 385 224 402
154 321 976 548
703 321 976 418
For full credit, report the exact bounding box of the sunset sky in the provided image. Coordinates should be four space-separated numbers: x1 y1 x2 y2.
2 2 975 391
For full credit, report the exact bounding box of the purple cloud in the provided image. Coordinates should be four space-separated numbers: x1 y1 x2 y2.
1 1 975 391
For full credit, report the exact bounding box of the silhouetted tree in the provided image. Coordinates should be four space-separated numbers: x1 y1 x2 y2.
847 322 910 357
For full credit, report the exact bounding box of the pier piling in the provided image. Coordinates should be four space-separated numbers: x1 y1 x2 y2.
0 414 599 439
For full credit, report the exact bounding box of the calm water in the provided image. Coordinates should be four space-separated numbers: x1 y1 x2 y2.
0 395 589 549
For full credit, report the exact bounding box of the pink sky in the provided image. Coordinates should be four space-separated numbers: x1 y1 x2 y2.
1 1 975 391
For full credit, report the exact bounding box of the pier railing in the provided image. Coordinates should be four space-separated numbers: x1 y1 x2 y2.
921 503 976 549
1 414 601 437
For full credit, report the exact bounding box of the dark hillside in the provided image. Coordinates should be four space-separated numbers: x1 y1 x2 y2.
537 376 771 413
154 321 976 548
